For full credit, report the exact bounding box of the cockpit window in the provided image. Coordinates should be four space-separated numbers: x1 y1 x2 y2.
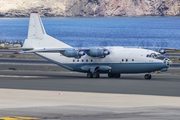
147 53 162 58
157 54 163 57
151 53 157 58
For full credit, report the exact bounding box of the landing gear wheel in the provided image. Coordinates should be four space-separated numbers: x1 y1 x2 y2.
108 73 121 78
87 73 93 78
92 73 100 78
149 74 152 79
144 74 152 80
114 73 121 78
108 73 114 78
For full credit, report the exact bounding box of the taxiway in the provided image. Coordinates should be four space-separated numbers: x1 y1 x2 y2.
0 69 180 120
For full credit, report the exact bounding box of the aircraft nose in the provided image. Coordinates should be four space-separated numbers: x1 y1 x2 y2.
163 58 172 67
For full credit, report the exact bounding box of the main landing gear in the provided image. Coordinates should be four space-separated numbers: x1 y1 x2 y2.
87 72 100 78
108 73 121 78
87 73 151 79
144 74 152 80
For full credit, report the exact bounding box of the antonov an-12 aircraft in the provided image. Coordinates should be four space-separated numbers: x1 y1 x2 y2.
14 12 172 79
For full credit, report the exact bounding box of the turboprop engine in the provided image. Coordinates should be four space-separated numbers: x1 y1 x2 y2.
86 48 110 58
158 48 166 54
60 49 86 59
145 47 166 54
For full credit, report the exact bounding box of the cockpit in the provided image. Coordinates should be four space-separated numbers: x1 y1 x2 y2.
146 53 163 58
146 53 172 67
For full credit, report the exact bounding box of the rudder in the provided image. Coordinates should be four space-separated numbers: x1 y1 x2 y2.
28 11 46 40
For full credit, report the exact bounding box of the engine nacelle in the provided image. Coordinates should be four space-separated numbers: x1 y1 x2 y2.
60 49 86 59
159 48 166 54
87 48 110 58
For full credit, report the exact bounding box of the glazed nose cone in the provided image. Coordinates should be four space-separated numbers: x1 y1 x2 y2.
164 58 172 67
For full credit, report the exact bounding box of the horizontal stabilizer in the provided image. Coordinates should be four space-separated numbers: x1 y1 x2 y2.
13 48 65 54
9 48 34 50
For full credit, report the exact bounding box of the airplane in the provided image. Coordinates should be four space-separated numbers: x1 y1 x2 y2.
13 11 173 79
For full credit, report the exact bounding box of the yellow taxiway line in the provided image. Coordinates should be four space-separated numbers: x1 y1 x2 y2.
0 116 40 120
0 75 41 78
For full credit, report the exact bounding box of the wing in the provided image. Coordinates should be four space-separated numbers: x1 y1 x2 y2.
13 47 110 58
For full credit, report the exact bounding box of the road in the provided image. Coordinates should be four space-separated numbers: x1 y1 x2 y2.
165 53 180 57
0 58 52 65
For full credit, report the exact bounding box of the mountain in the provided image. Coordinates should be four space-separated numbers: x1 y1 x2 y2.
0 0 180 17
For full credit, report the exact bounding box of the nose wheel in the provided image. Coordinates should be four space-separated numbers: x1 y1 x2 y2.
144 74 152 79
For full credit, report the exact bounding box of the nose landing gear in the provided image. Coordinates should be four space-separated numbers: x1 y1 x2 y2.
144 74 152 79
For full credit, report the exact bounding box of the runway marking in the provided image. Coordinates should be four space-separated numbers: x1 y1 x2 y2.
0 116 40 120
0 63 57 66
0 75 42 78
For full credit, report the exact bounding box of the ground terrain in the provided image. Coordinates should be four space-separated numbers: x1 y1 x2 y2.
0 0 180 17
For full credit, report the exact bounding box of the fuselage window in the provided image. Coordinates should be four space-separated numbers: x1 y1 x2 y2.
122 59 124 62
126 59 128 62
73 60 75 62
82 60 84 62
86 60 88 62
132 59 134 61
91 60 93 62
77 60 79 62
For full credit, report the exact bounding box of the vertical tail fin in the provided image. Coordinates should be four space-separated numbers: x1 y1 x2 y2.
28 11 46 40
23 12 72 49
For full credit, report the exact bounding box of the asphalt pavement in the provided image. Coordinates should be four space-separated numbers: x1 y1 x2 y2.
0 71 180 120
0 71 180 96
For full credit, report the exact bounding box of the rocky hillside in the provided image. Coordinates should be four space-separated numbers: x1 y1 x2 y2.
0 0 180 17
